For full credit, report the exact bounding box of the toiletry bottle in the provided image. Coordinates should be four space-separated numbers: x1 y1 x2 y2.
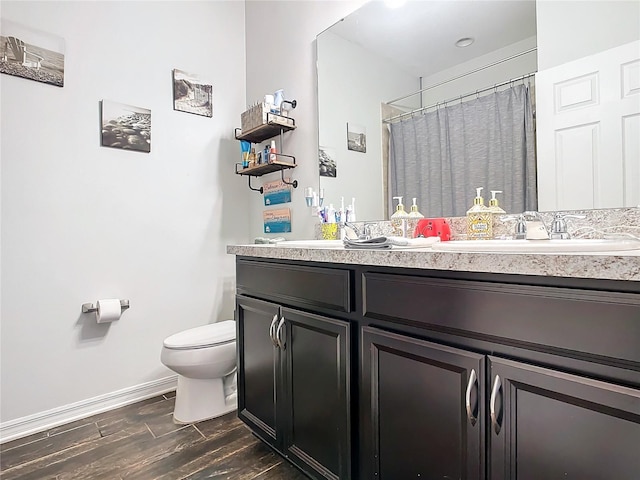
327 204 336 224
269 140 277 163
263 144 270 165
391 196 410 237
488 190 506 239
488 191 506 214
408 198 424 238
249 147 256 167
240 140 251 168
337 197 345 224
467 187 493 239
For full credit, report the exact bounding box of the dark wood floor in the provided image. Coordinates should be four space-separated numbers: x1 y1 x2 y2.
0 392 308 479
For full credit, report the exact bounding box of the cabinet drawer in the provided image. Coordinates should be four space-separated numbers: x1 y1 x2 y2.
363 272 640 365
237 259 352 313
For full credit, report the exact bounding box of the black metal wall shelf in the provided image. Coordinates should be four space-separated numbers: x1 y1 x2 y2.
234 100 298 194
235 155 298 194
235 113 296 144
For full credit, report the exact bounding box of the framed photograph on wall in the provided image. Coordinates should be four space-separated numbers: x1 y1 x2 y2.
0 18 65 87
172 69 213 118
100 100 151 153
347 122 366 153
319 146 337 178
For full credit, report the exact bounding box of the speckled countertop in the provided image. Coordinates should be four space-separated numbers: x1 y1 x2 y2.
227 244 640 282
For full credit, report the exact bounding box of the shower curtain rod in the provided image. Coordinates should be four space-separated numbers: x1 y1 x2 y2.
386 47 537 106
383 72 535 124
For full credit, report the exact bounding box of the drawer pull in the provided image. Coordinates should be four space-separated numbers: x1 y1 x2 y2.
465 369 478 427
490 375 502 435
269 314 278 347
276 317 286 350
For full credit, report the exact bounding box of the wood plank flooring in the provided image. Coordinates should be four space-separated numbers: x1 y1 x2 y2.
0 392 308 480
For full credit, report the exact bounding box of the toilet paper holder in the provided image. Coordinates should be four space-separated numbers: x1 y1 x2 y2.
82 299 130 313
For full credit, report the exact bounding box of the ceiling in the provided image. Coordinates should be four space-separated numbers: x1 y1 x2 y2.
323 0 537 78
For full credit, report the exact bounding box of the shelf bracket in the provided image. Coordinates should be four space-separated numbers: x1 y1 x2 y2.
248 176 264 194
280 169 298 188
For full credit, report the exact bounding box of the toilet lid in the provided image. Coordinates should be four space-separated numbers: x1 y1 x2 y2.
163 320 236 349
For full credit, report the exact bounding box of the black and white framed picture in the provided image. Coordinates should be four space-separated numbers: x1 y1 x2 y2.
319 146 337 178
100 100 151 153
0 18 65 87
347 122 366 153
172 69 213 118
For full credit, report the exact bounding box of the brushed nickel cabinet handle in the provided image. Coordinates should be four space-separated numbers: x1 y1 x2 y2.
276 317 286 350
269 314 278 347
465 369 478 426
490 374 502 435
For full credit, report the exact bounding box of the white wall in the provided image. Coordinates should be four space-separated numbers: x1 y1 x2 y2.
244 0 366 240
537 0 640 70
317 31 419 221
419 36 538 107
0 0 248 432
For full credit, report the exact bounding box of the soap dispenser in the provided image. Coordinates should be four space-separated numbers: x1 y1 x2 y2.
408 198 424 219
391 196 410 237
487 190 505 239
488 190 506 214
467 187 492 239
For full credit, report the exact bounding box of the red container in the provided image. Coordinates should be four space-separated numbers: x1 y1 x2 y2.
414 218 451 241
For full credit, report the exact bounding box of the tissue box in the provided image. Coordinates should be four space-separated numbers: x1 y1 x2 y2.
241 103 269 132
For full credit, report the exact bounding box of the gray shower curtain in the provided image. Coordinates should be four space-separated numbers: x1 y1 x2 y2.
389 84 537 218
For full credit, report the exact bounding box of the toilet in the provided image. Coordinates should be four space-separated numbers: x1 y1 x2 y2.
160 320 237 424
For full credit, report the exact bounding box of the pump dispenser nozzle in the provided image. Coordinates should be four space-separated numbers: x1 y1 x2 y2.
408 197 424 218
473 187 485 206
391 196 408 218
488 190 506 214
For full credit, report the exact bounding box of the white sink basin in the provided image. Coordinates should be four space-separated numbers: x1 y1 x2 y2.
274 239 344 249
431 238 640 253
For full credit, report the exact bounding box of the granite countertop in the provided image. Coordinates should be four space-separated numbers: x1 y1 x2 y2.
227 244 640 282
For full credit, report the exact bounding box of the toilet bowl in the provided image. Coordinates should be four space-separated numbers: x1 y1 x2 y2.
160 320 237 424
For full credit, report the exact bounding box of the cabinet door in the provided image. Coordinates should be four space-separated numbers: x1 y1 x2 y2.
280 307 351 480
236 295 282 447
361 327 485 479
488 356 640 480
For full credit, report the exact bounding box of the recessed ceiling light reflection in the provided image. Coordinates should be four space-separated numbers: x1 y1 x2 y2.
455 37 475 48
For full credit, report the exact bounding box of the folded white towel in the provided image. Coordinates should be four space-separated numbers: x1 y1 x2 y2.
343 236 440 250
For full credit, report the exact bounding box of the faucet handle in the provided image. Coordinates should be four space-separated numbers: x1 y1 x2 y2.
549 213 586 239
500 214 527 239
362 222 377 239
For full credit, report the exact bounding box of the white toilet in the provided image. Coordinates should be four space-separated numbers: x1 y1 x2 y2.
160 320 237 424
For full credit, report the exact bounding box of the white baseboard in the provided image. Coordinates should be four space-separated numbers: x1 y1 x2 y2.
0 375 178 444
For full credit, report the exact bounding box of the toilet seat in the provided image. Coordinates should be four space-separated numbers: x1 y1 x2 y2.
163 320 236 350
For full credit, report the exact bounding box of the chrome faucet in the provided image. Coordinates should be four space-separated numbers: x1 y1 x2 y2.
502 212 587 240
342 222 374 240
521 211 550 240
501 212 549 239
549 213 586 239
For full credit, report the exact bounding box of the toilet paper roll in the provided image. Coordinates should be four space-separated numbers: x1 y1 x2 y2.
96 299 122 324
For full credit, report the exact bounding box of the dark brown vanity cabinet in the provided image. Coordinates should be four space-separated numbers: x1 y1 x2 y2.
488 356 640 480
360 271 640 480
235 256 640 480
235 260 352 480
360 327 640 480
360 327 485 479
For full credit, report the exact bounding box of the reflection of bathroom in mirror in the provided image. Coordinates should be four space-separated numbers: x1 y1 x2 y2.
317 0 640 221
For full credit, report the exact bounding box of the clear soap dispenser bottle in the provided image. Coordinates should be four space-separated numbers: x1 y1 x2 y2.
391 196 410 237
467 187 492 239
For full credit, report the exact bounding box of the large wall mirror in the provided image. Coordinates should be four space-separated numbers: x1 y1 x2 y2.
317 0 640 221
